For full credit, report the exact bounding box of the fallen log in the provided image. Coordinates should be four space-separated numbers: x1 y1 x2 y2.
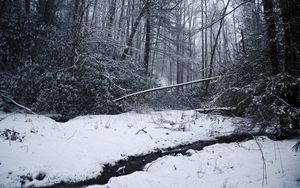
114 76 220 102
195 107 237 116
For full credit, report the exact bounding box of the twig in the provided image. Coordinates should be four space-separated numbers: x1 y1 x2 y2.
191 0 252 36
145 158 164 172
251 134 268 186
66 130 77 141
151 121 178 131
0 112 16 122
136 127 147 135
276 142 285 175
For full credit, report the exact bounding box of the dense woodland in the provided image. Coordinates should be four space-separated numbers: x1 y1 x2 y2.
0 0 299 138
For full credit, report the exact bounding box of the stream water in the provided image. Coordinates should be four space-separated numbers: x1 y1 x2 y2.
42 132 270 188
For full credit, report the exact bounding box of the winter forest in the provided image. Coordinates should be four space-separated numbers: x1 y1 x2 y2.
0 0 299 187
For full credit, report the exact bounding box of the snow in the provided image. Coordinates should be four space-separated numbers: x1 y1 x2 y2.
0 110 240 187
0 110 299 188
92 137 300 188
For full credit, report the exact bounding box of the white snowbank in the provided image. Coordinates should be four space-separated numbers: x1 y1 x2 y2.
0 110 241 187
94 137 300 188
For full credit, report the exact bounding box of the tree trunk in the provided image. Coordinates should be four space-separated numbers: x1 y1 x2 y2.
90 0 98 27
208 0 230 78
25 0 30 14
201 0 205 79
106 0 117 38
233 9 238 53
280 0 300 75
143 5 151 74
121 2 148 60
241 31 246 54
114 76 220 102
205 0 231 95
0 0 6 18
151 23 161 75
262 0 279 74
117 0 125 40
204 0 208 78
37 0 56 25
176 2 183 93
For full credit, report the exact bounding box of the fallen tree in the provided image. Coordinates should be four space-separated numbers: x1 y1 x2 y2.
113 76 220 102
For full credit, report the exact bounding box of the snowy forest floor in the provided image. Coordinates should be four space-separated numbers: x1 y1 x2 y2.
0 110 299 188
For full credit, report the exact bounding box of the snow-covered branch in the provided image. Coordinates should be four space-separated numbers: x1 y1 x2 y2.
114 76 220 102
0 92 37 115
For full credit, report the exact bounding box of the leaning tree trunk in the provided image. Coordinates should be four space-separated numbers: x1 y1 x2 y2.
205 0 231 95
121 2 149 61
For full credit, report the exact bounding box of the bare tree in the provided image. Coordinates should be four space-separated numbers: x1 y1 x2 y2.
121 1 149 60
205 0 231 94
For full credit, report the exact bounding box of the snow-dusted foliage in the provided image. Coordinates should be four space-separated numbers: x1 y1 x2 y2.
0 3 151 118
213 51 299 138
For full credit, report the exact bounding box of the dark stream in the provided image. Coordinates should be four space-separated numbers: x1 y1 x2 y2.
38 132 271 188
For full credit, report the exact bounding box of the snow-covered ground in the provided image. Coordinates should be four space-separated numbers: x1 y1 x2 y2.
0 110 299 188
93 137 300 188
0 110 240 187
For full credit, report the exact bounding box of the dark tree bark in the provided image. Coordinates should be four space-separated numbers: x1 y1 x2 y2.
176 2 183 91
25 0 30 14
37 0 56 25
44 0 55 24
0 0 7 18
262 0 279 74
201 0 205 79
280 0 300 75
240 30 246 54
106 0 117 38
69 0 86 66
38 0 45 17
121 2 149 60
151 22 161 74
204 0 208 78
143 5 151 74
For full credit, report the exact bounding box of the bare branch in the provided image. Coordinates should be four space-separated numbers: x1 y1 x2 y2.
0 92 37 115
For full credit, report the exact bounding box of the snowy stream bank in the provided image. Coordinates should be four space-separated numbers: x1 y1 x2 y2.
43 133 269 188
0 110 299 188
